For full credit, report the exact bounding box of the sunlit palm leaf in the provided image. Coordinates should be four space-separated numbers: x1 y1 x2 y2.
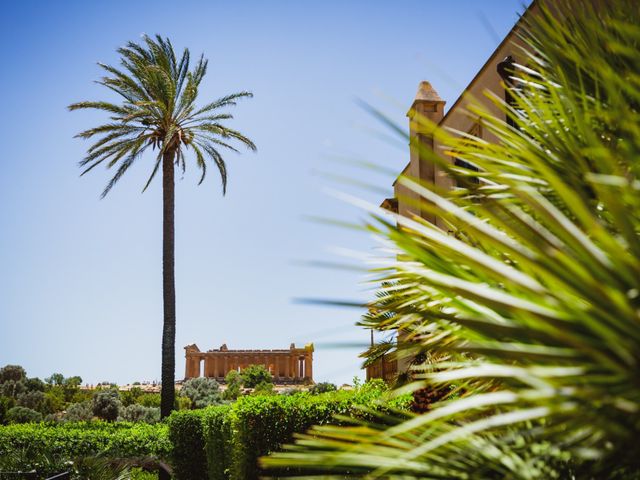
264 0 640 478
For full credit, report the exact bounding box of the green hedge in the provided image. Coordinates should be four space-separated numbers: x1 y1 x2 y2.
0 421 169 476
168 381 409 480
166 409 208 480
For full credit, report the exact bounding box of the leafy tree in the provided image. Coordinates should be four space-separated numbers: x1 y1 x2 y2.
44 388 65 413
0 365 26 383
16 391 48 414
69 35 256 419
241 365 273 389
118 403 160 424
63 401 93 422
0 379 26 399
180 377 223 408
6 406 43 424
223 370 243 401
45 373 64 386
24 377 45 392
176 396 192 410
64 376 82 388
121 386 143 407
137 393 161 408
252 381 274 396
264 1 640 478
309 382 337 395
92 390 121 422
0 396 13 425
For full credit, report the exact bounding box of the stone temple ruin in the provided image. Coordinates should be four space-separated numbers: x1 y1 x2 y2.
184 343 313 383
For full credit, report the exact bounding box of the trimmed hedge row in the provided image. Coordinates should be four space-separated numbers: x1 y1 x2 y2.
169 381 409 480
0 421 170 476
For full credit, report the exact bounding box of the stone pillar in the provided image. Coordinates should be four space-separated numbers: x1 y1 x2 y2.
282 355 291 380
290 355 296 381
204 357 212 377
400 81 446 225
305 353 313 381
223 355 228 378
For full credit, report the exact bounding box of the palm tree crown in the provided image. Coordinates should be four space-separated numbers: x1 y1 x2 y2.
69 34 256 197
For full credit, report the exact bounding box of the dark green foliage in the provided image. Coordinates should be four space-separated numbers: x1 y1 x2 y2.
24 377 45 392
167 409 208 480
6 406 43 424
0 365 26 383
64 401 94 422
223 370 242 401
46 373 65 386
92 390 121 422
17 390 49 414
309 382 337 395
121 387 143 407
0 421 170 478
0 379 26 399
119 404 160 424
181 377 224 408
251 380 274 396
202 405 232 480
165 382 405 480
0 396 13 425
137 393 161 408
240 364 272 388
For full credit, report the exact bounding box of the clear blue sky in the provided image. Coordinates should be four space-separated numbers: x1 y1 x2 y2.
0 0 530 386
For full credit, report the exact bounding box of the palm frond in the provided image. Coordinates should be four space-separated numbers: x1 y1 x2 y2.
263 0 640 478
70 34 255 196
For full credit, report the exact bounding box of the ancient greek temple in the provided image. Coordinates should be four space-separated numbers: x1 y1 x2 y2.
184 343 314 383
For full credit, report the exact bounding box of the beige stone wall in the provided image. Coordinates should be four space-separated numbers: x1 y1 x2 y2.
184 343 314 384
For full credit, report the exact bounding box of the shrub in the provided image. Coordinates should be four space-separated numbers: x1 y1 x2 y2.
223 370 243 400
252 380 274 396
92 390 121 421
0 421 170 478
64 401 93 422
0 396 13 425
137 393 161 408
181 377 223 409
121 386 143 407
164 382 404 480
202 405 233 480
309 382 337 394
0 379 26 399
119 404 160 424
167 409 208 480
6 406 43 424
16 390 48 413
240 364 272 388
24 377 45 392
0 365 26 383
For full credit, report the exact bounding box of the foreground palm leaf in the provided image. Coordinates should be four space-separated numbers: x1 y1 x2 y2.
69 35 256 418
264 0 640 478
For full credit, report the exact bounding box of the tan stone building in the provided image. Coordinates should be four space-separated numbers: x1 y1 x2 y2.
368 1 538 382
184 343 314 384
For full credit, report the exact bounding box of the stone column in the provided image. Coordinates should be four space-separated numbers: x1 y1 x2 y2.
284 354 290 380
305 353 313 380
223 355 228 378
203 357 211 377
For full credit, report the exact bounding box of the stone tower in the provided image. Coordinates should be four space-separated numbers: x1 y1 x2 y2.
394 81 446 224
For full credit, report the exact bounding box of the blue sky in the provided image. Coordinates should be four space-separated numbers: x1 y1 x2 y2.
0 0 530 386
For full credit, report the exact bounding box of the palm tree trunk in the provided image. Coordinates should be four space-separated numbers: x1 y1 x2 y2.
160 150 176 420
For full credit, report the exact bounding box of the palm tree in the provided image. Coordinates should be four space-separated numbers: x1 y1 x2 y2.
69 35 256 419
263 0 640 477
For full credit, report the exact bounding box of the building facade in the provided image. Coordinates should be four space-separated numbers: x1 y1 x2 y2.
367 1 538 382
184 343 314 384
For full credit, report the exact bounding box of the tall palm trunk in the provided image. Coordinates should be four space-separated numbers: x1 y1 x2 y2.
161 150 176 419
